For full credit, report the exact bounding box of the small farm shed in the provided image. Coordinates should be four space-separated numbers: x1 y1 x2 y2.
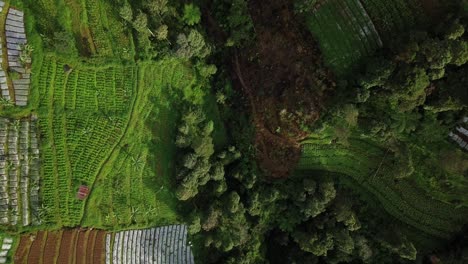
76 185 90 200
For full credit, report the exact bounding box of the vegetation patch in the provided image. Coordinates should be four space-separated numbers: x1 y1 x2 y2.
82 59 207 229
36 55 136 227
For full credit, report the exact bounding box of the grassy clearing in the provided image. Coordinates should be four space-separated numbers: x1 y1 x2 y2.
82 58 212 230
297 136 468 241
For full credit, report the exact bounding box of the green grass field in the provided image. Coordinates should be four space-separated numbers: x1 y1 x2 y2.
306 0 423 76
31 41 220 231
297 136 468 242
81 59 203 229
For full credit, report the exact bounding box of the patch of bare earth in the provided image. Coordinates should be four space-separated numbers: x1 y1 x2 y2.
93 231 106 263
233 0 335 178
14 234 33 264
43 231 61 264
27 231 45 263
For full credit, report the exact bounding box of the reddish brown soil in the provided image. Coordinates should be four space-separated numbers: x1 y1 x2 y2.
75 230 88 264
232 0 335 178
27 231 45 264
57 230 75 264
14 229 107 264
14 235 33 264
86 229 98 263
43 231 61 264
93 231 106 264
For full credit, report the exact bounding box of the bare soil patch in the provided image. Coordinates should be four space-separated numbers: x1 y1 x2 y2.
43 231 61 264
14 235 33 264
232 0 335 178
27 231 45 264
86 229 98 263
93 231 106 264
14 229 106 264
57 230 75 264
75 230 88 264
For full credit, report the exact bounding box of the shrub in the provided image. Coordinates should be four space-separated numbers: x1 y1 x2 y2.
176 30 211 59
183 4 201 26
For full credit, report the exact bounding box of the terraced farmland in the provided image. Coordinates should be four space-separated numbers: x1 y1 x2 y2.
363 0 422 41
36 55 136 226
306 0 383 75
84 0 114 56
82 60 196 228
306 0 422 75
13 226 194 264
297 137 468 241
0 117 40 226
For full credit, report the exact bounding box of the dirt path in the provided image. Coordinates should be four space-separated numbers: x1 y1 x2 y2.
232 0 335 178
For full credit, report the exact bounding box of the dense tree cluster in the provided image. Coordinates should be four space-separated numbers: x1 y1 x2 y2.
119 1 211 60
174 106 240 200
314 15 468 204
172 104 421 263
208 0 254 47
175 148 420 263
167 2 468 263
355 16 467 132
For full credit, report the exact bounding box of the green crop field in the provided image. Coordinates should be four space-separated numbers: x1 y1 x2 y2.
297 136 468 242
0 0 214 231
81 59 202 229
306 0 423 76
35 55 136 227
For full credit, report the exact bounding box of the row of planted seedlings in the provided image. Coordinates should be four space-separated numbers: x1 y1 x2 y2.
308 1 366 74
366 164 468 233
61 65 134 113
84 0 114 56
36 117 58 224
362 0 420 40
37 56 57 107
329 0 375 56
340 0 382 48
362 175 455 239
52 111 80 226
299 138 462 239
50 61 68 105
